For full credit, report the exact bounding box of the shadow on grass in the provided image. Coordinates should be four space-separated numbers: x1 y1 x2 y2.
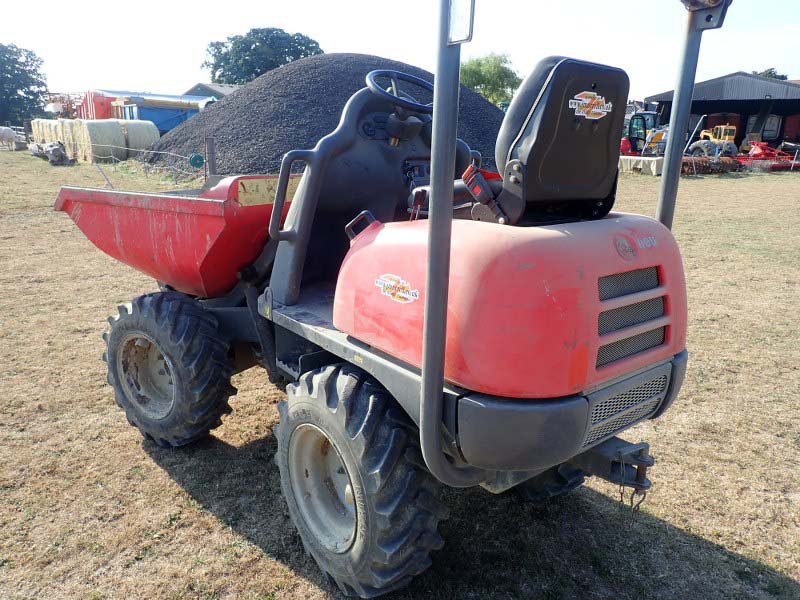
147 436 798 600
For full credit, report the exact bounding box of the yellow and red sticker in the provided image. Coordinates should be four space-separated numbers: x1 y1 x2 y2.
568 91 613 120
374 274 420 304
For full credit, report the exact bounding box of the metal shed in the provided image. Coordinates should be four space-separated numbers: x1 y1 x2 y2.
646 72 800 145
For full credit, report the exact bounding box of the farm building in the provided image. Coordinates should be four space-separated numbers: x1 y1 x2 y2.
183 83 241 98
78 90 215 133
646 72 800 147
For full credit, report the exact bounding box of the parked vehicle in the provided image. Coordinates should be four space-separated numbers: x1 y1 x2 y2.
55 0 732 595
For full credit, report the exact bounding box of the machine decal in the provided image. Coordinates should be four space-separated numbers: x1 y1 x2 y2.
374 274 420 304
568 91 613 120
614 236 638 261
637 236 658 249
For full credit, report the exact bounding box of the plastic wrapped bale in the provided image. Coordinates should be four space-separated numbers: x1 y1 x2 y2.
79 120 127 162
119 120 160 158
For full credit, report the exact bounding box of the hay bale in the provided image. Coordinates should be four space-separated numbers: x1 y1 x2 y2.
48 120 60 143
36 120 54 143
58 119 77 157
119 120 160 158
77 120 127 162
60 119 78 158
72 120 86 161
31 120 41 143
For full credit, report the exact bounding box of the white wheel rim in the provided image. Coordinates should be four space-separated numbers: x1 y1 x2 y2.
116 333 175 420
288 423 357 554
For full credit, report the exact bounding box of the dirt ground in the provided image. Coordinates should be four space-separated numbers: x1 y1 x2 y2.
0 152 798 600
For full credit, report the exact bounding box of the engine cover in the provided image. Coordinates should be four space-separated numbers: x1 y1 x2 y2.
333 214 687 399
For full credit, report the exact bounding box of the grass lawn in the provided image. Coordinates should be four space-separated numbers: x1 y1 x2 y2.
0 151 798 599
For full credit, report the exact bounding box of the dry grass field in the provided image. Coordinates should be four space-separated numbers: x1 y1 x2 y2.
0 151 798 600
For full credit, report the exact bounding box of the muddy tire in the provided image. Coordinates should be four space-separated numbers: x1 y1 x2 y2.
513 463 587 503
274 364 448 598
689 140 713 157
721 140 738 157
103 292 235 447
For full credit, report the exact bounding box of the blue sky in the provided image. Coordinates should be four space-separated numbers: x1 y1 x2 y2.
2 0 798 99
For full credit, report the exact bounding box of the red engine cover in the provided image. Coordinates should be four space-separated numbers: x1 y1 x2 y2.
333 215 687 399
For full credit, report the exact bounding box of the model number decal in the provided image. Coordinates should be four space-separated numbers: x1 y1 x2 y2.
568 91 612 120
374 274 420 304
637 236 658 249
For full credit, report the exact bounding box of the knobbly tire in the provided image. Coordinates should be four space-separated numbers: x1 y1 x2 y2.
513 463 587 503
721 140 738 158
103 292 236 447
274 364 448 598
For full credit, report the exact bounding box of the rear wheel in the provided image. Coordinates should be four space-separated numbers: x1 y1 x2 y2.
274 364 448 598
513 463 587 503
721 140 738 157
689 140 713 157
104 292 236 447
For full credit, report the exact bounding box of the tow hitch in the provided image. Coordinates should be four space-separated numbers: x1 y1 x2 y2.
569 437 655 511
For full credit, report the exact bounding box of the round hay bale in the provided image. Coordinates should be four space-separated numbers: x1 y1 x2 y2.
120 120 160 158
81 120 127 162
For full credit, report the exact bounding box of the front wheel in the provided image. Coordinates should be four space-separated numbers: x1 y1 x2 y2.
104 292 236 447
274 365 448 598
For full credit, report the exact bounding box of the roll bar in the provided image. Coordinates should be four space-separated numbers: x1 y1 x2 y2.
419 0 484 487
419 0 732 486
657 0 732 229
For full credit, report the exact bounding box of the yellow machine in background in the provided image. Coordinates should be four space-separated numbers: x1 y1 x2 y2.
689 123 738 157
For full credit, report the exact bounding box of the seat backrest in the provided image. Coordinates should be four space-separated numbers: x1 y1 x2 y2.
493 57 629 223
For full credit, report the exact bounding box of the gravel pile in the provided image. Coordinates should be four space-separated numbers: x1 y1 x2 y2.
149 53 505 174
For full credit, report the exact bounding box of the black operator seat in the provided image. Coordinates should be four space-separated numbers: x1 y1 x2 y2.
477 56 630 225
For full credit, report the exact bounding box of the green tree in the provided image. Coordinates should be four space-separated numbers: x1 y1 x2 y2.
460 54 521 106
202 28 323 84
0 44 47 124
752 68 788 80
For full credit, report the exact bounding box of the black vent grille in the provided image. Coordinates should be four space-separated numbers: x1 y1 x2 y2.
596 267 666 368
583 398 662 447
598 267 659 301
590 375 668 424
597 328 666 367
598 297 665 335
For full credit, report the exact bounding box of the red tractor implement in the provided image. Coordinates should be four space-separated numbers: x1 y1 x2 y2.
55 0 732 596
737 141 800 171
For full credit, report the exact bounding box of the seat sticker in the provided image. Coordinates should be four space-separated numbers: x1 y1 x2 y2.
568 91 613 120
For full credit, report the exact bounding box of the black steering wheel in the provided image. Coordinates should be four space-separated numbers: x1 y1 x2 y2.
366 70 434 114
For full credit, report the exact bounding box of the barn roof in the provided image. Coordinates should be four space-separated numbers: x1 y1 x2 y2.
646 72 800 103
182 83 242 98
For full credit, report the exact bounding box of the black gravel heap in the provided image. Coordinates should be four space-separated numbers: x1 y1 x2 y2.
149 53 505 174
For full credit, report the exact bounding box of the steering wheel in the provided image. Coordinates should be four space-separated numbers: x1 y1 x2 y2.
366 70 434 114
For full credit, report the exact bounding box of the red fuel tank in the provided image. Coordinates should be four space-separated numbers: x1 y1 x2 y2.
333 215 687 399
